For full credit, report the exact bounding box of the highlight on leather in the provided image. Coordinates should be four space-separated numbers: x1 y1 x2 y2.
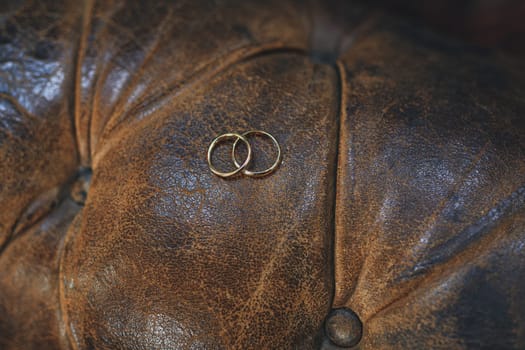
0 0 524 349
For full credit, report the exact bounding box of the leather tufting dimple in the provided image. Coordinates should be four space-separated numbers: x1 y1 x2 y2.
69 167 92 206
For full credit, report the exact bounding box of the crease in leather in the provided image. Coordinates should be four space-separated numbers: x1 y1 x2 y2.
331 12 382 307
68 0 312 164
365 199 525 324
59 211 83 350
94 44 308 159
344 138 497 316
72 0 95 166
91 45 308 169
90 2 179 156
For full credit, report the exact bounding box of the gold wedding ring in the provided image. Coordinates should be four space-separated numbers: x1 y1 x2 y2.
207 133 252 178
232 130 281 177
207 130 281 178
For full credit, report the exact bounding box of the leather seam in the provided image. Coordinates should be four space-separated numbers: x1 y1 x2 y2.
60 1 96 349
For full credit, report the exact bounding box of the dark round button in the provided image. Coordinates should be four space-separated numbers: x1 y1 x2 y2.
325 308 362 348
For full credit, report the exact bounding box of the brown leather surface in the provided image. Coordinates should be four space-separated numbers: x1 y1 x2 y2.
375 0 525 54
334 17 525 349
1 0 524 349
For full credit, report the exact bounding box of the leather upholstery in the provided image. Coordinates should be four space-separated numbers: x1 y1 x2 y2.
1 1 524 349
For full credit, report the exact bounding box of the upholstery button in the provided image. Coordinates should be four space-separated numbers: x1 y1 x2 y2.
325 308 362 348
70 167 92 205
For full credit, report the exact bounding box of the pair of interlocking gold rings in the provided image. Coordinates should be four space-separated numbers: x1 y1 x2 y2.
207 130 282 178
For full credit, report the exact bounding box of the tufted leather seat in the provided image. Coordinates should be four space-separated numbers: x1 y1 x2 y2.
1 1 524 349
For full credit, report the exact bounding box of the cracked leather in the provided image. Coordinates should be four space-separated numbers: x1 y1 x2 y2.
0 0 524 349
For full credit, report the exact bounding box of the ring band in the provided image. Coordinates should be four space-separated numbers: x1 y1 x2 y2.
232 130 282 178
207 133 252 178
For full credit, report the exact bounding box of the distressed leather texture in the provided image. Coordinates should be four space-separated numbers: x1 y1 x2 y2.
0 1 524 349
